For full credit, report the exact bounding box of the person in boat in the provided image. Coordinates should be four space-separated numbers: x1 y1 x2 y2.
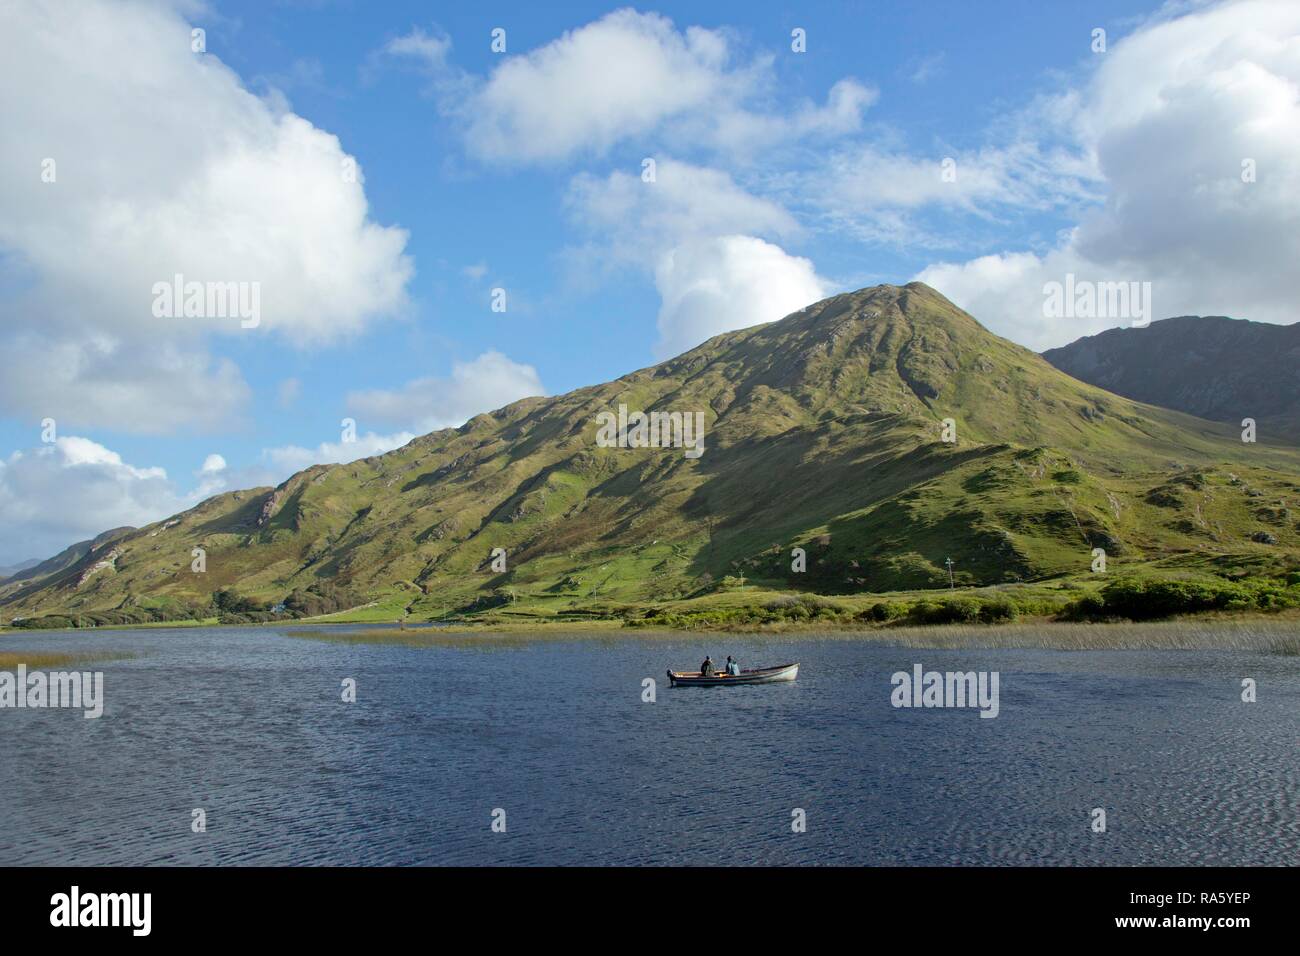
700 655 714 676
726 656 741 676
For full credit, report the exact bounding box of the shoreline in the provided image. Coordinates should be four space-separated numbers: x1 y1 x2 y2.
281 616 1300 653
5 614 1297 654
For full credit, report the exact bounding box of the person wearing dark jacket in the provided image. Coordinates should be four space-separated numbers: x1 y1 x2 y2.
700 656 714 676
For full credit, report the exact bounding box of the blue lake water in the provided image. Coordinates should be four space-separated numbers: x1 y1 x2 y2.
1 625 1296 865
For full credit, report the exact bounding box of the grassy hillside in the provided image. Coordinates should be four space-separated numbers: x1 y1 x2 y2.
4 282 1298 628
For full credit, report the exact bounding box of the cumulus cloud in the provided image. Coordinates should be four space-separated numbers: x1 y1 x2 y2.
387 9 874 165
0 438 206 565
192 453 230 498
566 158 800 268
916 0 1300 348
653 236 827 357
347 351 545 433
376 11 864 359
0 331 254 435
459 10 734 163
566 158 830 357
0 0 413 432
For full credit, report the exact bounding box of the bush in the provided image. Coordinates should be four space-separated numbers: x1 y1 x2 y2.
283 581 362 618
1062 576 1300 621
907 597 984 625
1096 578 1249 620
860 601 906 623
977 598 1018 623
1063 593 1106 620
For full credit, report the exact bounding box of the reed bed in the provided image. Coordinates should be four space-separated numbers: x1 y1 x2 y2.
285 618 1300 653
0 651 135 669
858 619 1300 653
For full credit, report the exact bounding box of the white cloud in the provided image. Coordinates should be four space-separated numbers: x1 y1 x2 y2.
654 236 828 357
347 351 545 433
566 159 829 357
914 251 1064 349
382 26 453 68
396 9 874 165
566 158 800 268
460 10 733 163
193 454 229 498
262 432 418 477
378 11 865 360
0 331 254 435
0 0 413 432
668 77 877 157
916 0 1300 348
0 438 205 565
814 140 1098 219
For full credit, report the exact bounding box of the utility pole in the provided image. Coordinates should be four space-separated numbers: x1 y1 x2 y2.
945 556 955 590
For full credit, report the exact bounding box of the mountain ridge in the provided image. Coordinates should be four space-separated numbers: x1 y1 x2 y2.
1043 315 1300 441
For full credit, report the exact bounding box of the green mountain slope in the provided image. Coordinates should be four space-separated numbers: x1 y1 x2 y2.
4 283 1298 624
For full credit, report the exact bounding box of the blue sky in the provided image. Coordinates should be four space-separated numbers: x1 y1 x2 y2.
2 0 1298 564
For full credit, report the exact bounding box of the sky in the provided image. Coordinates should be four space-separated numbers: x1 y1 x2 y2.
1 0 1298 565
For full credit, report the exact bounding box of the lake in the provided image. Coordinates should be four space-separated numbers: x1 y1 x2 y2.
1 624 1296 865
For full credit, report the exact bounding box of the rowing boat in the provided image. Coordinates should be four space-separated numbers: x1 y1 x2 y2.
666 662 799 687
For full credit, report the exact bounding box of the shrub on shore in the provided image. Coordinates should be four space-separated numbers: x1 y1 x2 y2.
8 604 206 629
1066 576 1300 621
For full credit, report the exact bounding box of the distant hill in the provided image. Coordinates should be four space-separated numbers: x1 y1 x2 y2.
0 559 39 581
1043 316 1300 442
1 528 135 589
3 285 1298 624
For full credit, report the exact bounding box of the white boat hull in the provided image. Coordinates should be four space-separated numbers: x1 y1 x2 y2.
667 663 799 687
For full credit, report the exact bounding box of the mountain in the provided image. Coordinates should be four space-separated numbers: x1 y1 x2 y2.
0 559 39 581
1 528 135 588
1043 316 1300 441
3 283 1298 624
